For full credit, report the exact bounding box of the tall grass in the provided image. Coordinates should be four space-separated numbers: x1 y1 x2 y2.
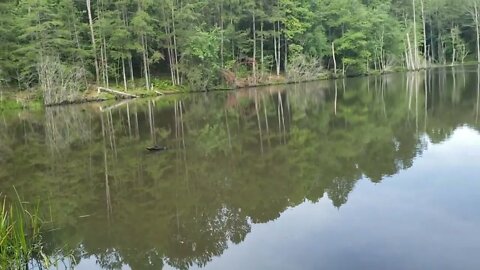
0 190 50 269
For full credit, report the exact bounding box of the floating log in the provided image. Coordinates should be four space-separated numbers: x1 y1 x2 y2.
146 145 168 152
97 87 138 98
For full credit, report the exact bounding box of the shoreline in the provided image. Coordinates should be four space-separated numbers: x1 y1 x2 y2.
1 63 478 111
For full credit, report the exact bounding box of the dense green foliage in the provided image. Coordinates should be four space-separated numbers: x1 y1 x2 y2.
1 0 480 99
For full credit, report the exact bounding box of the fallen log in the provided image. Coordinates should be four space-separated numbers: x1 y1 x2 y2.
155 90 180 96
98 87 138 98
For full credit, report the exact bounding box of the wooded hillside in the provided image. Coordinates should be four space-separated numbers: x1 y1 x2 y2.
0 0 479 94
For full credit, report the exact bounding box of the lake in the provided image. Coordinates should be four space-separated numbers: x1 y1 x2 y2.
1 66 480 270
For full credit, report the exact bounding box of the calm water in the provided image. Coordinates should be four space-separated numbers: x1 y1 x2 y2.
1 66 480 270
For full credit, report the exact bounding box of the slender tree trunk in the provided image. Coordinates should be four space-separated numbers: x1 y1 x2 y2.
273 22 280 76
86 0 100 85
141 34 150 90
99 38 105 84
421 0 427 67
145 37 152 88
451 26 456 66
475 2 480 63
220 3 224 69
162 6 175 85
277 21 281 76
115 60 119 86
405 48 411 70
122 57 127 92
407 32 415 70
166 33 175 85
284 37 288 75
430 16 435 63
103 36 109 88
252 12 257 83
412 0 419 68
171 5 180 85
128 56 135 87
379 28 385 70
273 23 277 74
332 42 337 75
260 21 264 77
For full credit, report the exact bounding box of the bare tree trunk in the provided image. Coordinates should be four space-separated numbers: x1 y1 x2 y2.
122 57 127 92
412 0 419 68
475 2 480 63
260 21 264 77
405 47 411 70
407 32 416 70
103 36 109 88
284 37 288 75
451 27 456 66
252 12 257 83
166 36 175 85
171 5 180 85
99 38 105 84
332 42 337 75
430 16 435 63
86 0 100 85
421 0 427 67
273 22 281 76
277 21 281 76
145 37 152 88
162 6 175 85
273 23 277 74
220 3 224 69
141 34 150 91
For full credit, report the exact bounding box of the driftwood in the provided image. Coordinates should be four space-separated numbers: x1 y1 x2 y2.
97 87 138 98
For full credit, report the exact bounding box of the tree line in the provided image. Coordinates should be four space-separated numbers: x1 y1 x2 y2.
1 0 480 94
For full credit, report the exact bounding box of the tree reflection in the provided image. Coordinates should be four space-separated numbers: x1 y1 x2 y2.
1 67 480 269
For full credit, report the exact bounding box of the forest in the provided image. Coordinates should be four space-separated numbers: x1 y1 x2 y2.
1 0 480 104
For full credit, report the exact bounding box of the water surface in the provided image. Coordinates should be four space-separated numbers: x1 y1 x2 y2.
1 66 480 269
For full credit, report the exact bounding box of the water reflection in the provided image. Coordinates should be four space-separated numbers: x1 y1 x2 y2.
1 66 480 269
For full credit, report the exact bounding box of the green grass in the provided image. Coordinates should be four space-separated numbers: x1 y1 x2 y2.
0 189 51 269
0 99 24 111
0 93 43 112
